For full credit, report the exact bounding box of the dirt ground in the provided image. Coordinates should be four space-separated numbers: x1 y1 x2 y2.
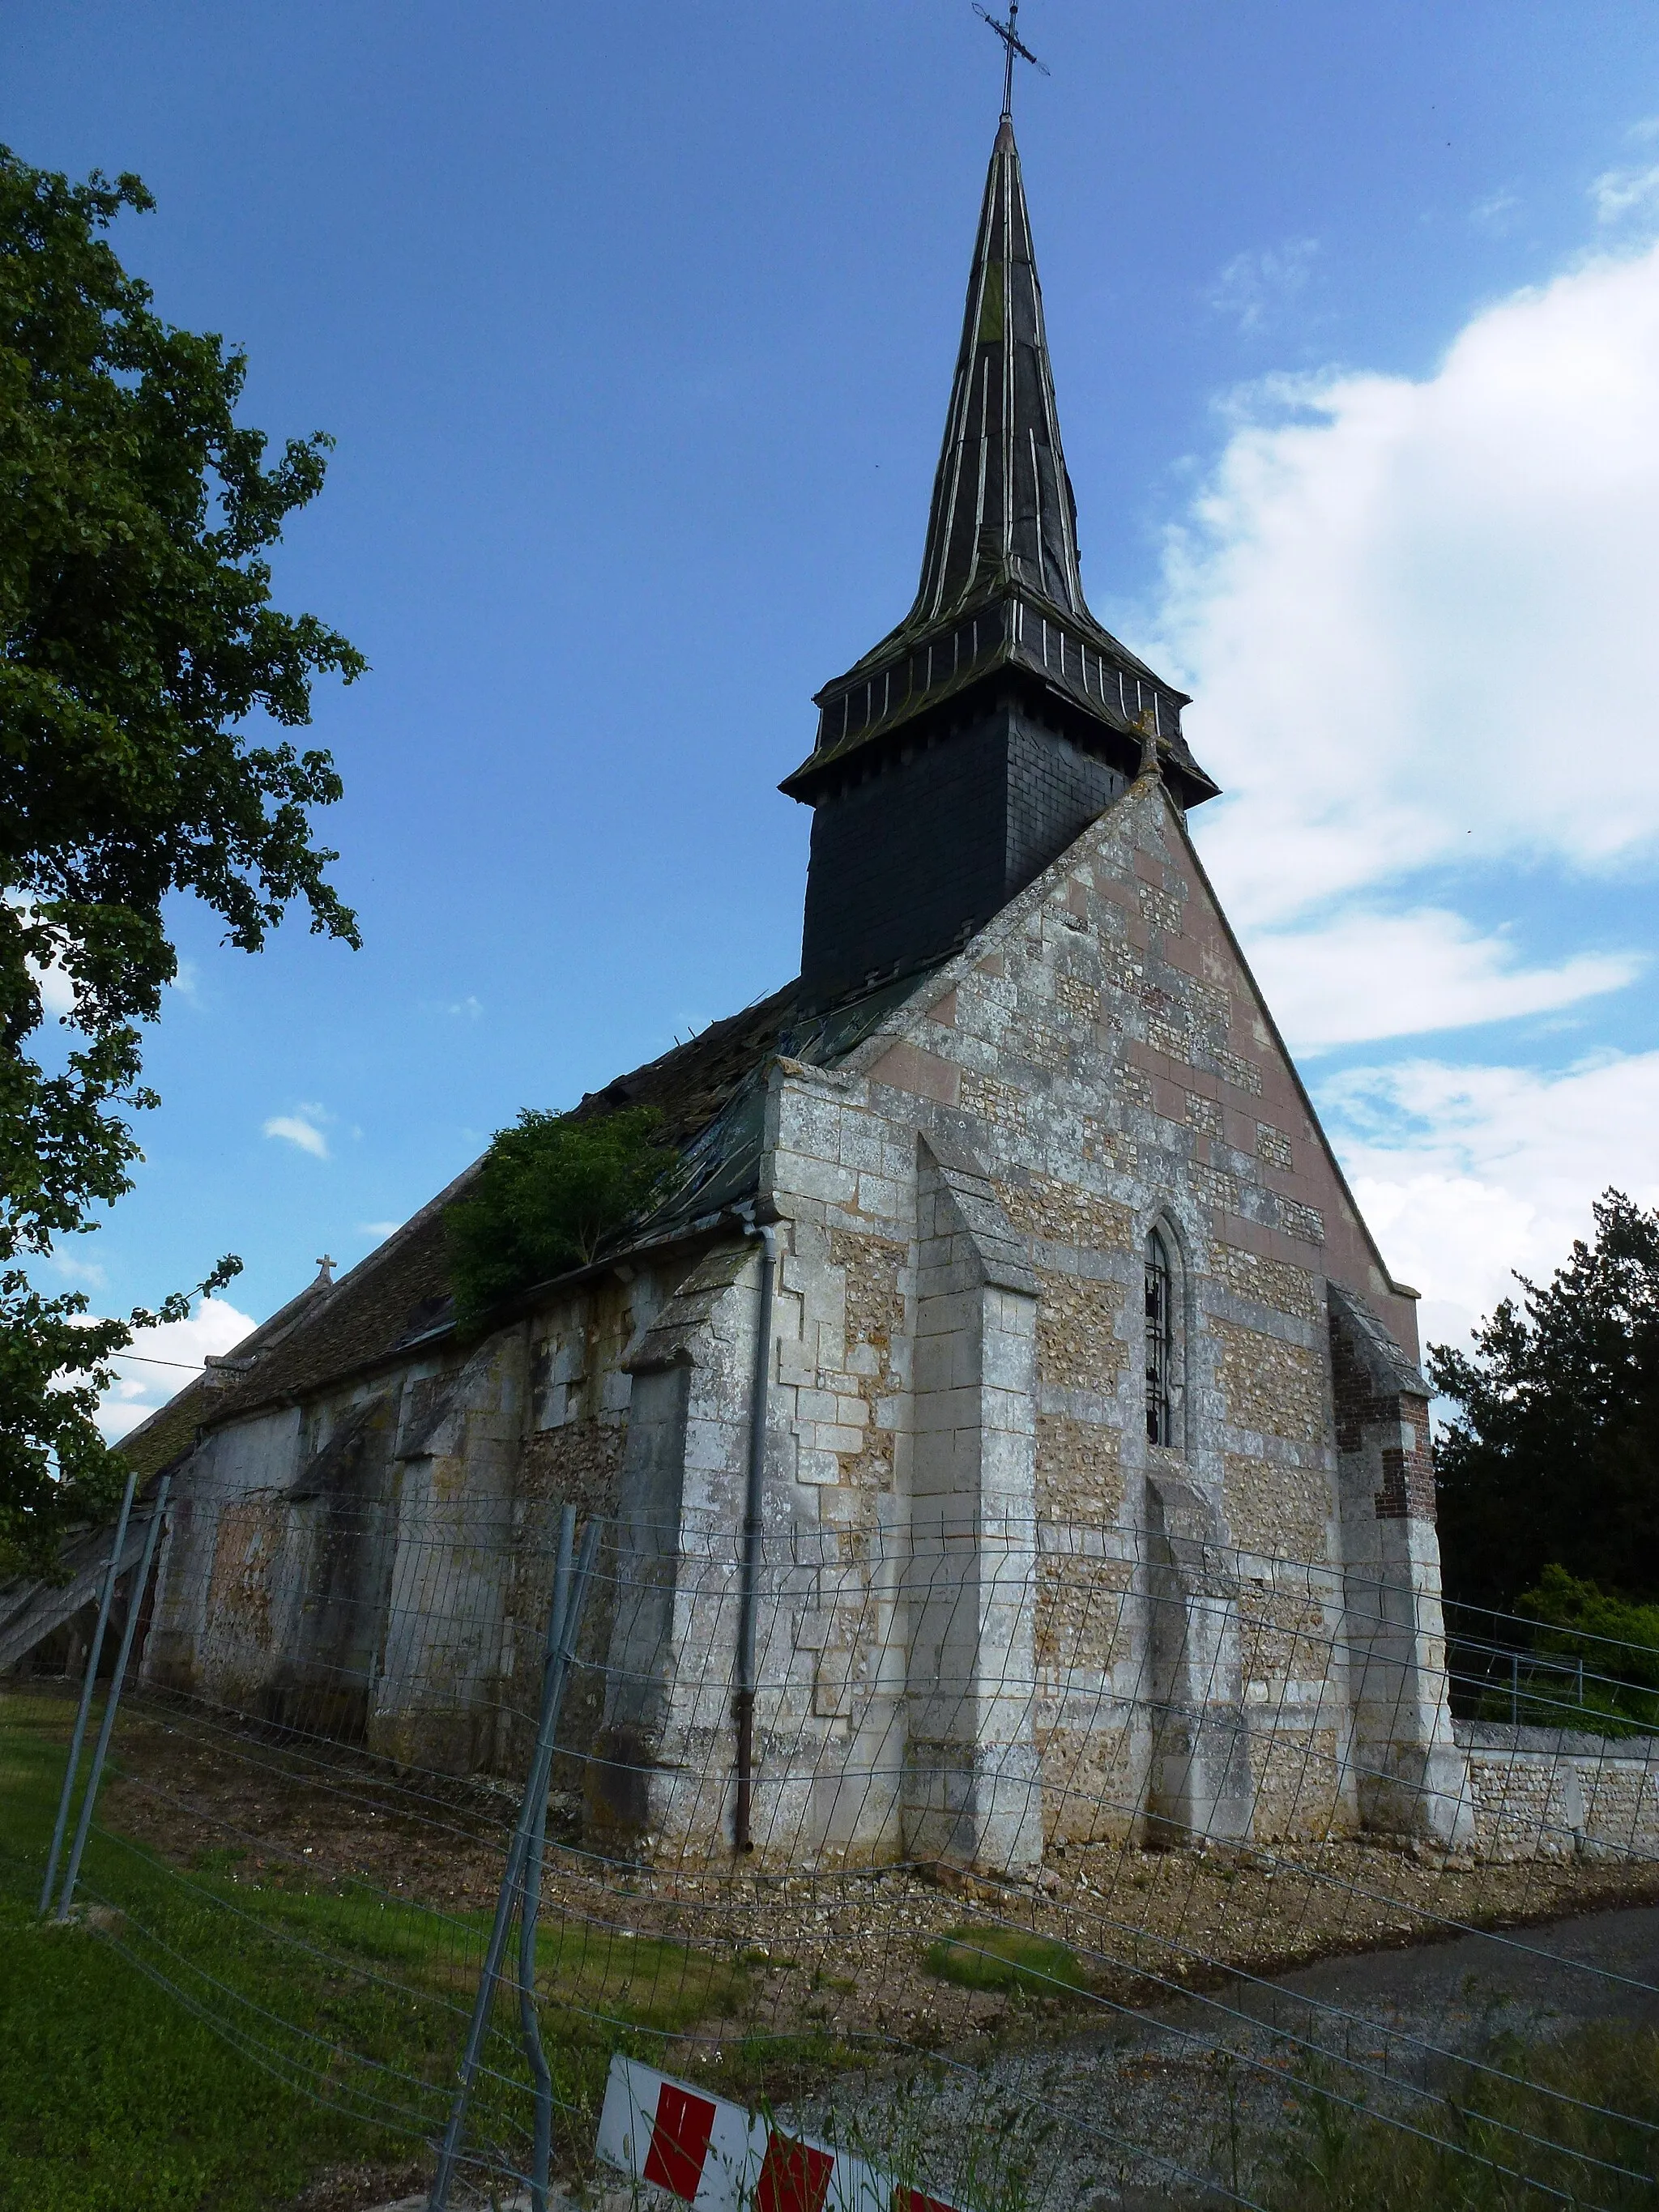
97 1696 1659 2084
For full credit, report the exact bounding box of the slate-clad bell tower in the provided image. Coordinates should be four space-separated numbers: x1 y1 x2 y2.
784 116 1218 1009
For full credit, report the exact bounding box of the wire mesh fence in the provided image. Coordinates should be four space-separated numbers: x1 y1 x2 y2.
6 1490 1659 2210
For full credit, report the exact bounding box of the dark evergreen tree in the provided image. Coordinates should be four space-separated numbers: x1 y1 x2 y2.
1429 1190 1659 1616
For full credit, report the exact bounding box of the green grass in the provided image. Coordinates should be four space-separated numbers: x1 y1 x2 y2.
923 1924 1090 1998
1261 2025 1659 2211
0 1689 744 2210
0 1694 403 2210
12 1685 1656 2212
0 1894 403 2212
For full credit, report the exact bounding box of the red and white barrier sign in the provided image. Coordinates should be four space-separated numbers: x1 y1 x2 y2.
595 2054 960 2212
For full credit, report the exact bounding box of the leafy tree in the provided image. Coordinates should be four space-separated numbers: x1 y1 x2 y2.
1510 1566 1659 1734
445 1107 678 1326
1 147 363 1571
1429 1190 1659 1616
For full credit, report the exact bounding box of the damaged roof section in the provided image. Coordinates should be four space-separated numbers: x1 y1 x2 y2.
116 966 939 1465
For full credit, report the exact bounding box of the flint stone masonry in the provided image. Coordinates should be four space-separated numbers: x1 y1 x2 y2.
101 108 1567 1877
138 774 1548 1870
1452 1723 1659 1862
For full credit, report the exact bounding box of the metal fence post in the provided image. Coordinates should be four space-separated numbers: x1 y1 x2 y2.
55 1476 172 1920
428 1513 599 2212
520 1504 575 2212
39 1470 138 1916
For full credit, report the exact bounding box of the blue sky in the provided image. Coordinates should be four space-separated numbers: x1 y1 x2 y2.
5 1 1658 1427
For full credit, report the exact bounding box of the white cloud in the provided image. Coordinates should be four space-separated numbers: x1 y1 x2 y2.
6 896 78 1018
263 1112 330 1159
448 996 484 1019
357 1220 403 1238
48 1251 109 1289
1593 161 1659 226
1208 238 1320 335
1244 908 1641 1054
32 957 76 1019
1157 217 1659 1366
1470 188 1520 235
1161 237 1659 931
1321 1051 1659 1355
97 1295 258 1441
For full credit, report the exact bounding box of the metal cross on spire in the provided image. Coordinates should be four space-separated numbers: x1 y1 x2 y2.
974 1 1048 119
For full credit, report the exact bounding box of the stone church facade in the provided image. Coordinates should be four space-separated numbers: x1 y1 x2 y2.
127 117 1476 1871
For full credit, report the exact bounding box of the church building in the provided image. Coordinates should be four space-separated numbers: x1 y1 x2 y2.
125 113 1471 1871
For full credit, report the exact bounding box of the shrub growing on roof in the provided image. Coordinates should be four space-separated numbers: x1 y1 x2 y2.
444 1106 677 1326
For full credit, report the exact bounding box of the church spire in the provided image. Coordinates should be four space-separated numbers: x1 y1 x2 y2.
785 109 1218 1008
910 113 1086 629
784 117 1214 812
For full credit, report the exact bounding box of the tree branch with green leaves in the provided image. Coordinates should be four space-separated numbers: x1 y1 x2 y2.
0 147 363 1571
1429 1188 1659 1615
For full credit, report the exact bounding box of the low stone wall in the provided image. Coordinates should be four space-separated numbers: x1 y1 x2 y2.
1453 1720 1659 1863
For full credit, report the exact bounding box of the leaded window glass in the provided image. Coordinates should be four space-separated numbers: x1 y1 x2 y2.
1145 1228 1173 1446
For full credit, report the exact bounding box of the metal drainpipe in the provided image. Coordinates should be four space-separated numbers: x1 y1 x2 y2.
733 1217 778 1853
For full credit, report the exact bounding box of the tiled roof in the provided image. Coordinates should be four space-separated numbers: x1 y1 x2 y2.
117 970 926 1455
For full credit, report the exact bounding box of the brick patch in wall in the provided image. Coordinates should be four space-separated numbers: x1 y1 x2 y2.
1330 1318 1438 1525
1377 1430 1436 1521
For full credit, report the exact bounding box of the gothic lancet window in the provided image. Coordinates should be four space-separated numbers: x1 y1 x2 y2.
1145 1229 1174 1446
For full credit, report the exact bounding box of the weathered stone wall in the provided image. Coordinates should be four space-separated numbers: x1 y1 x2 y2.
1329 1285 1469 1848
843 772 1375 1848
146 1404 305 1702
1454 1722 1659 1863
147 1267 676 1783
757 1076 921 1858
147 771 1486 1865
